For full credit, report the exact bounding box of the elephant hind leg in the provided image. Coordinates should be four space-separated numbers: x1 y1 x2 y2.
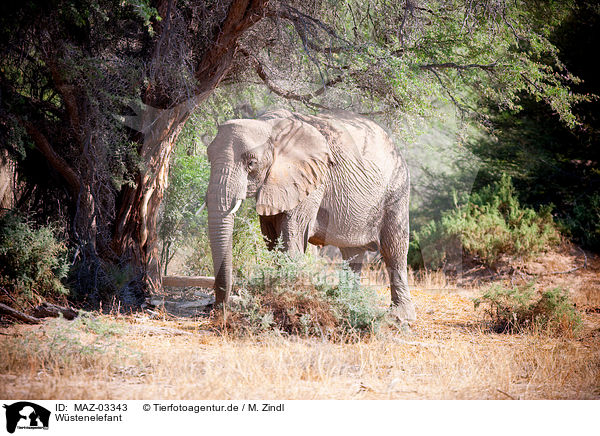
340 247 366 276
379 218 416 323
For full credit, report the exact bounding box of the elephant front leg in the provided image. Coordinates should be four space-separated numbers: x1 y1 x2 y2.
279 214 311 255
279 193 321 254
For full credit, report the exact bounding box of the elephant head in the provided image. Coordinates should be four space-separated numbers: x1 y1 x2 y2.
206 110 331 304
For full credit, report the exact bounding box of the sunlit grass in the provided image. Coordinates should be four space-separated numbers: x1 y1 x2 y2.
1 286 598 400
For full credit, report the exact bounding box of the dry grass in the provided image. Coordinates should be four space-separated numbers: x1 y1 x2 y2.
1 281 599 400
360 262 454 291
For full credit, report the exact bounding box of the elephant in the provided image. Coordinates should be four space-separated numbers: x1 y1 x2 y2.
205 109 416 322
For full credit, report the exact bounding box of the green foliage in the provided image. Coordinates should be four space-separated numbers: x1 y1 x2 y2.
159 153 210 269
409 175 560 268
467 97 599 251
462 2 600 251
474 282 582 335
560 193 600 249
282 0 587 132
122 0 160 32
218 251 386 338
0 213 70 305
230 201 274 278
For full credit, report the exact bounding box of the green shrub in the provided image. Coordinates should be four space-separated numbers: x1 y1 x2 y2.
0 213 70 306
185 199 272 278
409 174 561 269
214 250 387 338
159 154 210 272
474 283 582 335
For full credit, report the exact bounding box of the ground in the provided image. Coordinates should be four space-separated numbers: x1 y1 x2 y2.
1 250 599 400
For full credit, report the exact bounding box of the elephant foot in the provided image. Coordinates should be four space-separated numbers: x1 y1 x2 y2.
389 300 416 325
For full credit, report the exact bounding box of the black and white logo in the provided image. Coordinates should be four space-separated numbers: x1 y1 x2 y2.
3 402 50 434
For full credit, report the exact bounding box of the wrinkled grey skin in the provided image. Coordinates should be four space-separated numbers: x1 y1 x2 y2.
206 109 416 322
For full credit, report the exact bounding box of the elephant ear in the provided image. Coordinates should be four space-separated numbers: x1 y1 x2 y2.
256 116 331 215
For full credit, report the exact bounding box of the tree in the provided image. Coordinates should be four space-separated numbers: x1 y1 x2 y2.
467 1 600 249
1 0 269 305
0 0 584 306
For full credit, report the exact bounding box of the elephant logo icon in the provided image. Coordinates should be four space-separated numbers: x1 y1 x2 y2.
3 402 50 433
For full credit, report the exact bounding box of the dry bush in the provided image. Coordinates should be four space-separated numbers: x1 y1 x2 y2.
208 252 386 339
474 283 582 336
210 286 341 338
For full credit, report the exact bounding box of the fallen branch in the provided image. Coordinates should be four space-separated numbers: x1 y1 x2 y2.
0 303 42 324
32 303 78 320
163 275 215 288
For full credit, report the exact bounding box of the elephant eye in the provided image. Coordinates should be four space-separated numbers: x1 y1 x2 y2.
246 158 258 172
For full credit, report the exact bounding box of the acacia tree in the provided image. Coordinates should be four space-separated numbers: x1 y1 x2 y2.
0 0 584 306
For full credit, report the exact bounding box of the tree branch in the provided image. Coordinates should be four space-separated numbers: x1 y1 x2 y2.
242 48 343 106
46 60 83 142
271 4 349 46
269 4 351 88
270 6 349 54
425 67 467 115
17 118 81 196
195 0 269 90
420 61 497 71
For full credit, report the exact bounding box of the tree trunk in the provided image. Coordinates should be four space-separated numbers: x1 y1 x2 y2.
0 149 16 212
109 0 269 303
111 102 193 298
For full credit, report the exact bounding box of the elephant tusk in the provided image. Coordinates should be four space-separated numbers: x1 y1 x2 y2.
229 199 242 216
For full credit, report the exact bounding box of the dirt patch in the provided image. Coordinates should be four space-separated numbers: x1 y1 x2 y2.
516 247 600 314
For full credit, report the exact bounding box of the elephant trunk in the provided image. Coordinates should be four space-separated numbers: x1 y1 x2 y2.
206 164 246 305
207 211 235 305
